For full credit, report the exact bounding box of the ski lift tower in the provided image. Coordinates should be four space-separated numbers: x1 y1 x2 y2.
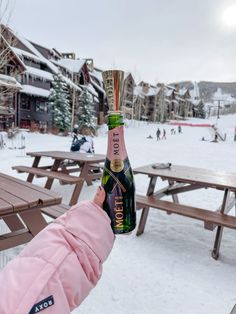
213 94 224 125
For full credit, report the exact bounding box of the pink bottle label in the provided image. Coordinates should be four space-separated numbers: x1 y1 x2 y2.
107 126 128 172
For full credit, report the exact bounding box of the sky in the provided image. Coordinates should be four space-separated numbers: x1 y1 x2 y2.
2 0 236 84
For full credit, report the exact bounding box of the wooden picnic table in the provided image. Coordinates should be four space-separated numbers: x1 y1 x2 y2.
134 163 236 259
26 150 105 187
0 172 62 251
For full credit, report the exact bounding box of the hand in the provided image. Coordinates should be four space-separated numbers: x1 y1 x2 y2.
93 186 105 207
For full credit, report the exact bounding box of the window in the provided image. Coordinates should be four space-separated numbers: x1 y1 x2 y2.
36 101 48 113
20 98 31 110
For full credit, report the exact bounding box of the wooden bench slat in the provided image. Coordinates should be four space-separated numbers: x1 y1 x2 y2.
0 189 28 212
12 166 83 184
0 228 33 250
0 179 40 209
0 198 14 215
136 194 236 230
42 204 70 219
89 163 104 169
0 172 61 199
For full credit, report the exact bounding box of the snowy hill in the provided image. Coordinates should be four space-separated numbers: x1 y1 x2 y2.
175 80 236 102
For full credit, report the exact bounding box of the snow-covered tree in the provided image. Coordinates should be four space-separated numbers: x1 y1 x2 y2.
76 89 96 133
49 73 71 132
196 100 206 119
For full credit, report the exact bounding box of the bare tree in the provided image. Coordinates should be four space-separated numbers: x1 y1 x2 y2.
0 1 25 127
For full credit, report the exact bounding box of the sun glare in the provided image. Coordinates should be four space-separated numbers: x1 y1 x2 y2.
222 5 236 27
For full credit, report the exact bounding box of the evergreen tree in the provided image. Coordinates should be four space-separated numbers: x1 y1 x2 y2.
49 73 71 132
197 101 206 119
76 89 96 132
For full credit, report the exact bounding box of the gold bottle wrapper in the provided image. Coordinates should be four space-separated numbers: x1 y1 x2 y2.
102 70 125 112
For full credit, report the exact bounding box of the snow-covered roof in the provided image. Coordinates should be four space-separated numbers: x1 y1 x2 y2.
90 76 105 95
134 85 144 97
56 58 85 73
0 74 22 89
146 86 160 96
165 88 174 97
84 84 98 98
124 72 131 80
25 66 53 81
20 85 50 98
9 29 87 94
90 69 103 82
166 84 175 90
63 76 82 92
134 85 160 97
175 96 185 102
18 35 59 74
18 36 85 92
12 47 46 64
178 88 188 96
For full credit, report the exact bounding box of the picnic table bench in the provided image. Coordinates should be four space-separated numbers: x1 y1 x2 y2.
12 165 84 209
134 163 236 260
26 151 105 186
12 151 105 219
0 172 62 250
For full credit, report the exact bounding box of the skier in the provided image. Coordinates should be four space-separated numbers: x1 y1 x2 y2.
156 128 161 140
162 129 167 140
178 125 182 134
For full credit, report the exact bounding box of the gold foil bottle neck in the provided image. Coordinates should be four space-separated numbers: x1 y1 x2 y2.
102 70 125 112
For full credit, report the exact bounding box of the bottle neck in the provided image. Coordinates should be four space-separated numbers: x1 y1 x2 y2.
107 112 124 130
107 113 127 160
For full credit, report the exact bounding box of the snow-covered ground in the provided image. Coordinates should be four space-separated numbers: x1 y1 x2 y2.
0 114 236 314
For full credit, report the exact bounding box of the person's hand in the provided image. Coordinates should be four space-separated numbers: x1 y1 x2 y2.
93 186 106 207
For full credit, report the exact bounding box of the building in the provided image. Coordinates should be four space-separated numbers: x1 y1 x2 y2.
0 31 25 130
0 25 102 132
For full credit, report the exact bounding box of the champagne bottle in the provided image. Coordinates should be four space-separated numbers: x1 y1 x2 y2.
102 112 136 234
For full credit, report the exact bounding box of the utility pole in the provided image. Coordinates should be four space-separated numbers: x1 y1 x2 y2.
217 99 220 119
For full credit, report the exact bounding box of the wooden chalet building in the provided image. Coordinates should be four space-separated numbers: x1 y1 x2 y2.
0 31 26 130
0 25 101 132
164 84 194 120
87 62 107 124
123 72 135 119
134 82 165 122
174 85 193 118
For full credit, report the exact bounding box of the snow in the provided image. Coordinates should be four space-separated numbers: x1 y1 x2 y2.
17 35 59 74
56 58 86 73
12 47 46 64
11 31 91 95
134 85 160 97
90 73 106 94
84 84 99 98
20 84 50 98
90 68 103 81
25 66 53 81
1 114 236 314
0 74 22 89
213 88 236 106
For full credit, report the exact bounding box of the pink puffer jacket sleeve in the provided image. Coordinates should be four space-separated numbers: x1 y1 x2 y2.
0 200 115 314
